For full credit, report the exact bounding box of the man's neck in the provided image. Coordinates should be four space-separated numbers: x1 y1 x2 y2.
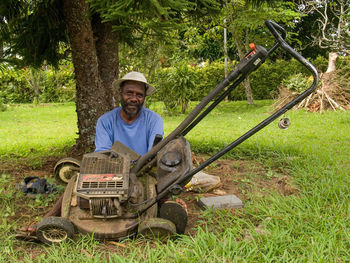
120 108 141 124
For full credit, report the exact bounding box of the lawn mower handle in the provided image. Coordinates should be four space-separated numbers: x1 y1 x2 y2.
132 20 318 178
169 23 319 185
132 21 319 215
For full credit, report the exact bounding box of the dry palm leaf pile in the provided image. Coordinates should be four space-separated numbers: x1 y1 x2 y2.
273 70 350 112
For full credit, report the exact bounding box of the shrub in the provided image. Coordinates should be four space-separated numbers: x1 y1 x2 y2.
0 64 75 104
192 61 226 100
41 66 76 102
281 73 309 94
0 67 33 103
337 56 350 79
0 98 7 112
152 58 310 110
152 62 197 114
311 55 328 73
246 59 306 100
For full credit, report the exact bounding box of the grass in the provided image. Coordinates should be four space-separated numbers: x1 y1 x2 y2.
0 103 77 165
0 101 349 262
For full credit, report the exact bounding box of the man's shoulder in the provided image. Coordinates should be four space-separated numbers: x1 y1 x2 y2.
98 107 120 122
141 107 162 120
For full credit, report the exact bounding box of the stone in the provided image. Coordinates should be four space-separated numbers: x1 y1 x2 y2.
197 195 243 210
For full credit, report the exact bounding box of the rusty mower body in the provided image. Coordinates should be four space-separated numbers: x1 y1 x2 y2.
36 21 319 245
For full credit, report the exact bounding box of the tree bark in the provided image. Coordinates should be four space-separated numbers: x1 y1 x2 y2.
63 0 117 153
325 52 338 73
232 27 254 105
92 16 119 109
25 69 41 104
242 78 254 104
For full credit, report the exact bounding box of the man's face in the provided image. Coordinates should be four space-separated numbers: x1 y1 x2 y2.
119 80 146 118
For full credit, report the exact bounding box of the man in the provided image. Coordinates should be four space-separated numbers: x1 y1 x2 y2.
95 71 163 155
95 72 188 233
18 71 164 238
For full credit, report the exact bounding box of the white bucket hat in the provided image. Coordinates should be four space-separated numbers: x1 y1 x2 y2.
113 71 156 96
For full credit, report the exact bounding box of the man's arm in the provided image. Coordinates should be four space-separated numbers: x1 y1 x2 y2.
147 114 164 152
94 117 113 152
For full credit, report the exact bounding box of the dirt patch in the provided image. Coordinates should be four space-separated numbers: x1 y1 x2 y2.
180 155 298 235
0 157 59 178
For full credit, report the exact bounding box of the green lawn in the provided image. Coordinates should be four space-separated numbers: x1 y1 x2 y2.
0 101 349 262
0 103 77 162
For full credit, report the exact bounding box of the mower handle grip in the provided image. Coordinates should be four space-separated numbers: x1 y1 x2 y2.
265 20 286 40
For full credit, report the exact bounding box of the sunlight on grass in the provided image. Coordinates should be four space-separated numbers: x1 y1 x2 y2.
0 103 77 161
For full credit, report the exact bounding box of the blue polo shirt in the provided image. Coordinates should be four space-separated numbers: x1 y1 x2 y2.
94 107 163 156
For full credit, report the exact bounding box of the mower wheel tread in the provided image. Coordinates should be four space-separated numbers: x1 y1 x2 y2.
138 218 176 240
36 216 75 245
54 158 80 184
159 201 188 234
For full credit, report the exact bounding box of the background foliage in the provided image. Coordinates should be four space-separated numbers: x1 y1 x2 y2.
1 55 350 114
0 63 75 104
1 0 349 115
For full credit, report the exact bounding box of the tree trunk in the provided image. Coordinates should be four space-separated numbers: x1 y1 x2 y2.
92 17 119 109
63 0 117 153
242 77 254 104
232 27 254 105
326 52 338 73
25 68 41 104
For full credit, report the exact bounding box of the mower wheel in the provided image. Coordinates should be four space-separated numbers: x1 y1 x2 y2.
138 218 176 241
54 158 80 184
159 201 188 234
36 217 75 245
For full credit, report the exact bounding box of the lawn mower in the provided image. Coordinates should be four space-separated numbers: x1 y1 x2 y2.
35 21 319 245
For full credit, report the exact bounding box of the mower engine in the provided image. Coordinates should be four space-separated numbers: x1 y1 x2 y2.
74 151 136 219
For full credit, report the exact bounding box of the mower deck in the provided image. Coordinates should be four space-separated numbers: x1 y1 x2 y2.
61 173 159 241
69 206 139 240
